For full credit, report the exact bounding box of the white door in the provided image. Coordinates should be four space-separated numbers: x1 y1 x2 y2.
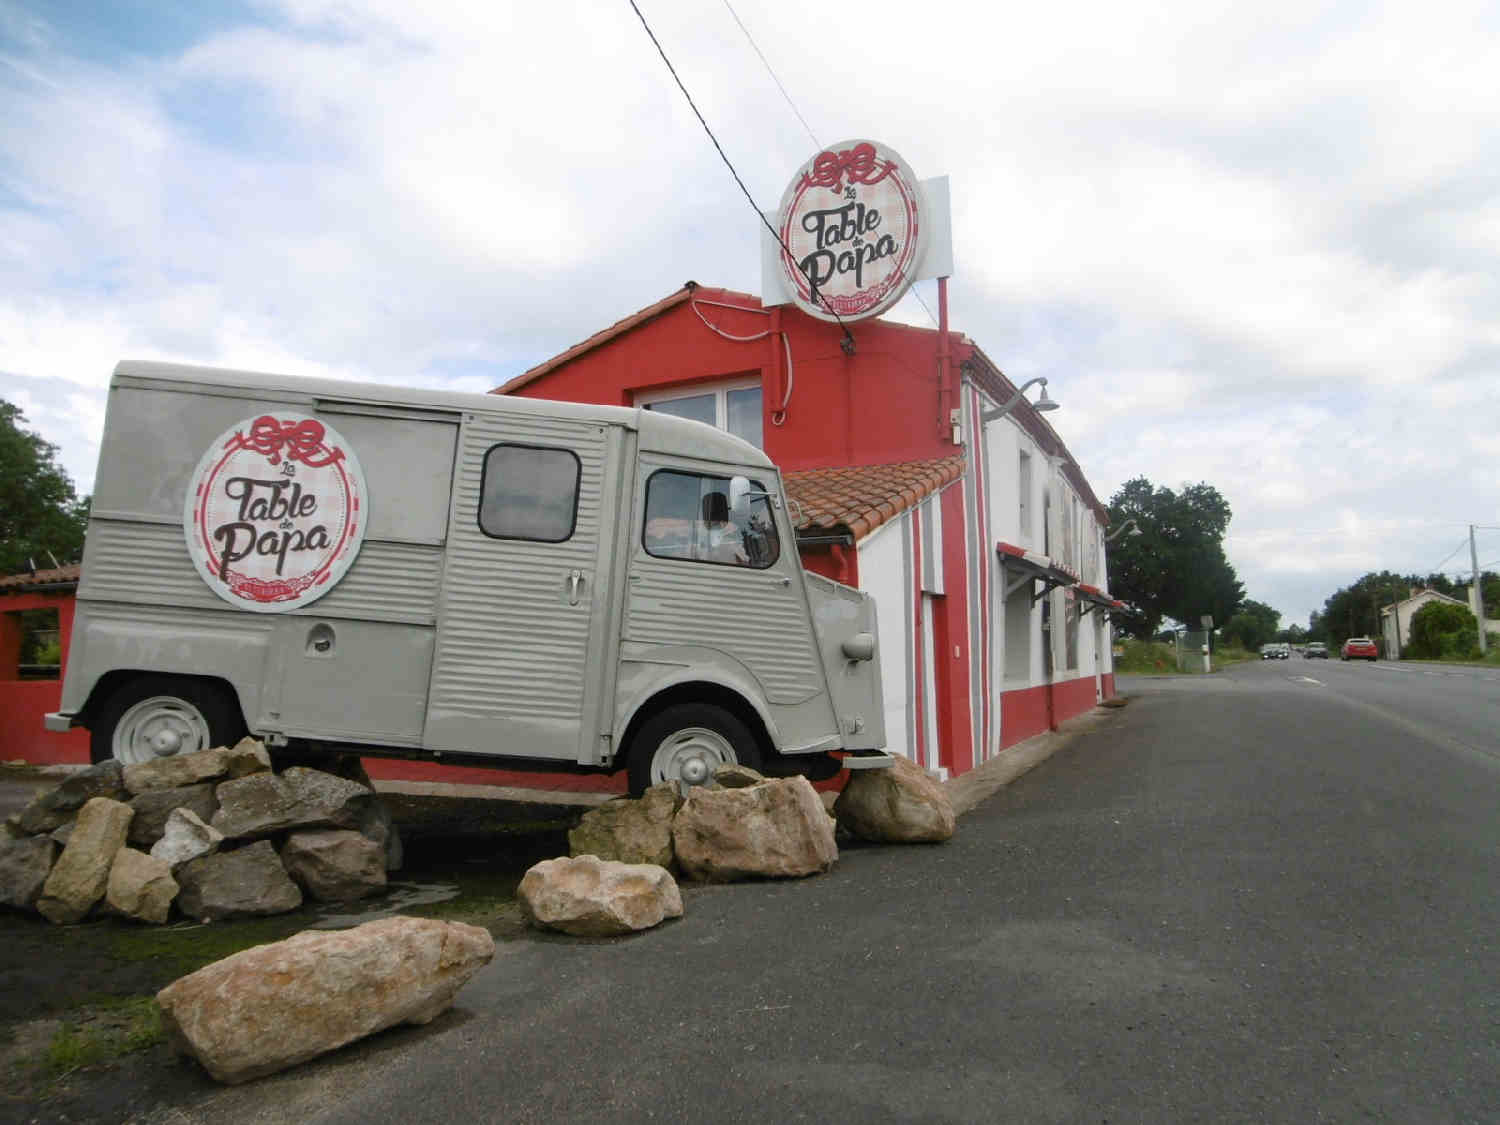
423 414 620 761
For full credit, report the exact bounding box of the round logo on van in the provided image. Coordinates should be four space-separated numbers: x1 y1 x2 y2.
184 414 367 612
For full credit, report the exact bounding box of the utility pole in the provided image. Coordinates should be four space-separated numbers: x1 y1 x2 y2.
1472 525 1488 656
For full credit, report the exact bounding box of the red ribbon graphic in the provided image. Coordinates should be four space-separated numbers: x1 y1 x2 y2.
241 416 345 468
798 143 896 192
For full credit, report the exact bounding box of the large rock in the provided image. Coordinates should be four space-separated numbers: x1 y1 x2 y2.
156 916 494 1083
150 807 225 871
0 835 57 910
175 841 302 921
281 830 386 903
106 847 178 924
568 783 682 869
713 763 766 789
123 747 235 795
834 754 956 843
36 797 135 924
210 767 375 841
222 737 272 778
17 760 128 834
672 775 837 882
128 784 218 847
518 855 683 936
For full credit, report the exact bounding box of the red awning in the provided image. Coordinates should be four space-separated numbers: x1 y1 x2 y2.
996 542 1077 603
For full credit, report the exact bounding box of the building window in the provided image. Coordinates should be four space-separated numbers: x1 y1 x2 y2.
638 379 763 449
643 469 779 569
478 444 580 542
1018 451 1032 542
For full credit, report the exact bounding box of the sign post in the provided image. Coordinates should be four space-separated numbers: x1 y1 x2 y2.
1201 615 1214 673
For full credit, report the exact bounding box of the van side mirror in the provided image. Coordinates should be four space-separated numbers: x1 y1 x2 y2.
729 475 753 512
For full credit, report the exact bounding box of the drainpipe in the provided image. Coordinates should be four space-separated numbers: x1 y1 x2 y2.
936 278 951 441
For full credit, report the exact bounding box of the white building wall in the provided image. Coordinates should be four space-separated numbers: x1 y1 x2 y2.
858 514 911 764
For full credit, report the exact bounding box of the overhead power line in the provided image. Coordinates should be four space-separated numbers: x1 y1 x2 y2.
1429 538 1469 574
626 0 857 354
719 0 819 149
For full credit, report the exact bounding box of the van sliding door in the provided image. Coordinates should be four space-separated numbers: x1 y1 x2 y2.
423 414 620 763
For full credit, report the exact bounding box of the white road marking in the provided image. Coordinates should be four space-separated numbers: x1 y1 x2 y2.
1295 676 1323 686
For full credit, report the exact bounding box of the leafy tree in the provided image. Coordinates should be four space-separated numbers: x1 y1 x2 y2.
1106 477 1244 638
1277 623 1307 644
0 399 90 576
1318 571 1413 648
1221 598 1281 650
1407 601 1479 660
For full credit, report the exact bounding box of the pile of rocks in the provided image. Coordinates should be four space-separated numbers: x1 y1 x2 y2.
0 741 402 925
519 757 955 938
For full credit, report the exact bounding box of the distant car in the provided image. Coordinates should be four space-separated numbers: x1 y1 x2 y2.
1341 637 1377 661
1260 643 1290 660
1304 642 1328 659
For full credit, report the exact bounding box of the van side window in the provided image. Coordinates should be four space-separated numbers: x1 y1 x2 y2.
643 470 780 569
478 444 580 542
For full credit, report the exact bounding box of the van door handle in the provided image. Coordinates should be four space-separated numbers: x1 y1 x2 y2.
567 569 584 605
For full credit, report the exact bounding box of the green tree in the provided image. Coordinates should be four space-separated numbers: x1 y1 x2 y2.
1221 598 1281 650
1406 600 1479 660
1106 477 1245 638
0 399 90 575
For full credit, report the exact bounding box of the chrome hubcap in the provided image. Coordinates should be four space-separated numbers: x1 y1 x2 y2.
650 726 737 789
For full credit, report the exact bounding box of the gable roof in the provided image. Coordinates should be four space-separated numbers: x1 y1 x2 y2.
1381 587 1468 615
784 455 965 541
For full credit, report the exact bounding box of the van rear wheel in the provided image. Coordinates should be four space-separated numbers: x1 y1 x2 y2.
627 703 762 797
91 676 245 766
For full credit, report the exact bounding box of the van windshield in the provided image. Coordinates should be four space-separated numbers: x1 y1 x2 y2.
643 470 780 569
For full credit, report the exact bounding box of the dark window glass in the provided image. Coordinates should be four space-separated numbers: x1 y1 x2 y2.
643 470 779 570
478 444 580 542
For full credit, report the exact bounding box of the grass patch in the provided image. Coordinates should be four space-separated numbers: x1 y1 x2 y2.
1112 640 1178 674
43 996 163 1079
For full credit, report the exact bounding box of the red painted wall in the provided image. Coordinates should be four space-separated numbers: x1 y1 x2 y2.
1 592 88 766
998 673 1103 752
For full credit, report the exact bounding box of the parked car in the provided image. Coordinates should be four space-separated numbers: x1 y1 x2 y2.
1304 642 1328 659
1341 637 1378 661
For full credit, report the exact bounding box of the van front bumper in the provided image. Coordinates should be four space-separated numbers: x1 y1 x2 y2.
43 712 75 733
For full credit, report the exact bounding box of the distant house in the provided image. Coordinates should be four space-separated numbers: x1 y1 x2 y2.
1379 588 1470 656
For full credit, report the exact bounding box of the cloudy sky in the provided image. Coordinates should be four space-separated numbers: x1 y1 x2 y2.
3 0 1497 626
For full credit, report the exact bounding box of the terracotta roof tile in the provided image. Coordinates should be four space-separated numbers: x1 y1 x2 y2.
784 455 965 541
0 563 81 590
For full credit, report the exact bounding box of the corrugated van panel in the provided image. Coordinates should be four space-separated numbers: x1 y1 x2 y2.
626 559 823 703
79 519 442 623
427 415 606 724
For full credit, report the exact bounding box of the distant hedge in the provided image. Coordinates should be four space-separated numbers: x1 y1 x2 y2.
1407 601 1479 660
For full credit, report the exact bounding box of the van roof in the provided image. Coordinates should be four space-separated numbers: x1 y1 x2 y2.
112 360 773 470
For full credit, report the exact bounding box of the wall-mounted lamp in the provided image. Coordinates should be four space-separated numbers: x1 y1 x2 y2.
1104 518 1143 543
979 377 1059 424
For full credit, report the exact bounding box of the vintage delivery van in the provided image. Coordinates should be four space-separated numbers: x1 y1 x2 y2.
47 361 887 792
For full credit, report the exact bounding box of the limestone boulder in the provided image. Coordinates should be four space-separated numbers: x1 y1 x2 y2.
210 767 374 841
713 763 766 789
518 854 683 936
155 916 495 1084
672 775 837 882
0 835 57 910
123 747 235 795
150 807 225 871
37 797 135 924
128 783 218 847
175 841 302 922
568 783 682 868
834 754 956 843
17 760 127 834
106 847 178 924
222 737 272 778
281 830 386 903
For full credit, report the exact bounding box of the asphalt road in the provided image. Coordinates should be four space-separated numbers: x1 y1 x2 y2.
135 660 1500 1123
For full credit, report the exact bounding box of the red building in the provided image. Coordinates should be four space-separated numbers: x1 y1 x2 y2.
498 282 1119 780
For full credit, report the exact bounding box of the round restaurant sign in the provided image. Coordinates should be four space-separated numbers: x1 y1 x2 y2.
184 413 367 612
776 139 925 323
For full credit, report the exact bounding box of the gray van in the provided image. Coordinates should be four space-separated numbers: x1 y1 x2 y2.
46 361 887 792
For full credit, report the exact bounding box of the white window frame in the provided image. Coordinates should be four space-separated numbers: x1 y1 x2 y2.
635 376 763 447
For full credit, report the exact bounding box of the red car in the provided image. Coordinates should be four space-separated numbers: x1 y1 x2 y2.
1341 637 1378 661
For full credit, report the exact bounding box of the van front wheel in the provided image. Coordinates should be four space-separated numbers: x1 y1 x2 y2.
91 676 245 766
627 703 762 796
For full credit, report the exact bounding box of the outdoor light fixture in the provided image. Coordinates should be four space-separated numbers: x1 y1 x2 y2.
979 377 1059 424
1104 518 1143 543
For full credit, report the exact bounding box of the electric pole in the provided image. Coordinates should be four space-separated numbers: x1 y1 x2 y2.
1472 525 1488 656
